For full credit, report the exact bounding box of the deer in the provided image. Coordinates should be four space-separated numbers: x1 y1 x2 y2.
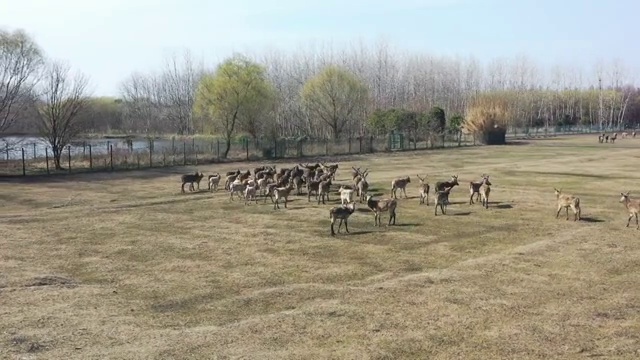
391 176 411 199
435 175 459 205
366 195 397 227
208 173 221 192
416 174 430 205
434 187 452 216
469 174 491 205
480 177 491 209
273 184 295 210
355 170 370 203
329 202 357 236
181 172 204 193
338 186 355 205
554 188 581 221
619 192 640 230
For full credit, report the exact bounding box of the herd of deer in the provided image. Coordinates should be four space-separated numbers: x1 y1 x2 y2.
179 161 640 235
178 163 499 236
552 187 640 230
598 131 637 143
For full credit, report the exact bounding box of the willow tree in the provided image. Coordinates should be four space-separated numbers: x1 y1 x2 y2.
1 29 44 133
302 66 368 139
194 55 274 158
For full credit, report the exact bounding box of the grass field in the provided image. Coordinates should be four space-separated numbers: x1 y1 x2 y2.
1 135 640 359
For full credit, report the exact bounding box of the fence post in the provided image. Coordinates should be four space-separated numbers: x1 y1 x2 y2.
149 144 153 168
33 143 36 159
195 146 198 165
45 148 50 174
89 144 92 169
348 137 352 153
83 141 86 157
110 144 114 170
183 141 187 165
137 154 141 169
68 146 71 173
163 151 166 166
21 148 26 176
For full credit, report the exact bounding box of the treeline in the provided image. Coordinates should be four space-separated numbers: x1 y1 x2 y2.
2 29 640 164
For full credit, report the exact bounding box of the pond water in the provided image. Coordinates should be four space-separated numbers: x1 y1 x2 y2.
0 136 213 160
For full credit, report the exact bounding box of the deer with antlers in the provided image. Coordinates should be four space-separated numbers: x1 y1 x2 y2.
416 174 430 205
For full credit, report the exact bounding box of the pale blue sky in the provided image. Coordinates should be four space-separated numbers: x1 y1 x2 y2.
2 0 637 96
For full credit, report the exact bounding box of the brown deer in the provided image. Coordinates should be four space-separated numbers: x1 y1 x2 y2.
619 191 640 230
554 188 581 221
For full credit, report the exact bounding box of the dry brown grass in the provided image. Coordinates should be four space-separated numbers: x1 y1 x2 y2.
2 135 640 359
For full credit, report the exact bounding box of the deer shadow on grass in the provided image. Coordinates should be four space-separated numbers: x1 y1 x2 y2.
579 216 605 223
181 189 213 196
492 203 514 209
449 211 471 216
338 230 374 236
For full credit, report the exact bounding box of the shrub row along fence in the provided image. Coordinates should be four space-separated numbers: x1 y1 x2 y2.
0 125 617 176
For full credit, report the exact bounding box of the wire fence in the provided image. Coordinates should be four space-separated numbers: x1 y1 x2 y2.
0 125 620 177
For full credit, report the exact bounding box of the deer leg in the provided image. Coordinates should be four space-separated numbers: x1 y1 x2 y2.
469 193 474 205
403 188 408 199
337 218 343 233
627 214 632 227
565 207 569 220
344 218 349 233
636 213 639 230
556 206 562 219
331 219 336 236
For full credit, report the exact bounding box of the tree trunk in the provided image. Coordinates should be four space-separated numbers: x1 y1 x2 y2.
52 145 62 170
223 137 231 159
332 124 340 140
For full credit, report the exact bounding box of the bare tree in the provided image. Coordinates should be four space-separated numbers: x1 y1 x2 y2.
119 72 162 134
37 61 90 170
157 50 202 135
0 29 44 133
